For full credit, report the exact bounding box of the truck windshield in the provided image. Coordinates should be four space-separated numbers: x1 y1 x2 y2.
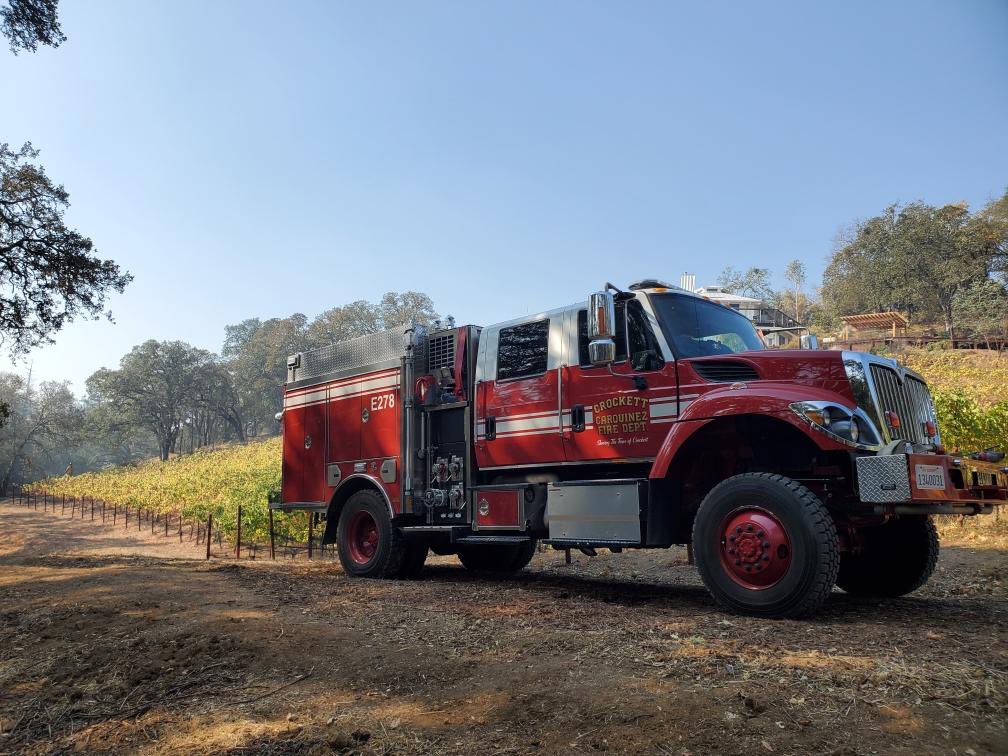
649 293 764 358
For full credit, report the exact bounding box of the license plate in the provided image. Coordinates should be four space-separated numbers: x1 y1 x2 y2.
915 464 946 490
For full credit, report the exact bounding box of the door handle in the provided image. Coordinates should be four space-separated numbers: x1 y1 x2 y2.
484 416 496 441
571 405 586 433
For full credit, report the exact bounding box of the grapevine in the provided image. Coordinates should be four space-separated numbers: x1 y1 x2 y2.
34 437 307 544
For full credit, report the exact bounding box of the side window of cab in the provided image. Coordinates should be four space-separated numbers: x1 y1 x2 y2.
626 300 665 371
497 319 549 381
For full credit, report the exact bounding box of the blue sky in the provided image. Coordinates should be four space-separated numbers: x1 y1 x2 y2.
2 0 1006 392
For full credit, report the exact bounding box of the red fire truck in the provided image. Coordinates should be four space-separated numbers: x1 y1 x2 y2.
277 281 1007 617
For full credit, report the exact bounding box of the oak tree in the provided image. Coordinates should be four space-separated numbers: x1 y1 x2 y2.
1 0 64 54
0 143 131 353
87 341 214 462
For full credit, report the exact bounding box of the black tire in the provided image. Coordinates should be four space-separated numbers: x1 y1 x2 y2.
457 540 537 573
336 489 408 578
692 473 839 619
837 516 939 597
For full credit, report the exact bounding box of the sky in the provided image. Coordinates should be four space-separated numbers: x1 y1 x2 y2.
2 0 1006 393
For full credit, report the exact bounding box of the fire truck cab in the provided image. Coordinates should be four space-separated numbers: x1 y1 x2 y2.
278 280 1006 618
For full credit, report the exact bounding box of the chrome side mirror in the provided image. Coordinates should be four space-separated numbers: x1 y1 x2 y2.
587 290 616 367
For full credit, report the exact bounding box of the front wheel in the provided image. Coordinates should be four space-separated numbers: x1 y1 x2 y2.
837 516 938 597
692 473 839 619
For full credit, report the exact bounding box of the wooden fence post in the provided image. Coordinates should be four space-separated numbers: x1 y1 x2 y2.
307 511 314 560
206 514 213 559
269 508 276 560
235 505 242 560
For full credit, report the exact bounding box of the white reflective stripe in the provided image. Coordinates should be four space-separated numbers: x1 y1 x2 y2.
284 374 400 408
496 414 560 433
493 427 561 439
650 402 678 419
501 409 562 420
328 374 398 400
361 373 399 392
473 393 699 433
286 368 399 398
284 389 325 408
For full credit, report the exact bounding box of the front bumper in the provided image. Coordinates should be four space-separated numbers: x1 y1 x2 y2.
855 452 1007 514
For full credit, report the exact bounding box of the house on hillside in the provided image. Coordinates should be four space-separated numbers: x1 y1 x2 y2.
695 285 763 312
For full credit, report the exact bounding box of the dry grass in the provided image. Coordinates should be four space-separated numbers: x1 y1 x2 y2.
898 348 1008 408
936 511 1008 549
1 502 1006 755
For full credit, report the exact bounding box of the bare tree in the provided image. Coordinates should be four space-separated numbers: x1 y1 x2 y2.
783 260 806 322
717 266 775 301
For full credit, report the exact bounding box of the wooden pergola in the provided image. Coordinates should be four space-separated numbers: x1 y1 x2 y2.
840 311 909 339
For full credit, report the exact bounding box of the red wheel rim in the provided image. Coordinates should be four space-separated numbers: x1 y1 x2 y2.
719 507 791 589
346 510 380 565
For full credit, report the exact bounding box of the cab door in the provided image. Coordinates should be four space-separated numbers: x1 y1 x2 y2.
475 316 566 469
561 297 678 463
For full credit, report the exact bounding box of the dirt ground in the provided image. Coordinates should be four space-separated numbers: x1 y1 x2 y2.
0 501 1005 755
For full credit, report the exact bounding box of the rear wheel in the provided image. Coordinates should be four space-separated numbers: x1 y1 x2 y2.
457 540 537 573
337 489 410 578
837 516 938 597
692 473 839 618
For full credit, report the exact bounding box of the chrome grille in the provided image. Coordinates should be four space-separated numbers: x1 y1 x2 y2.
868 364 935 445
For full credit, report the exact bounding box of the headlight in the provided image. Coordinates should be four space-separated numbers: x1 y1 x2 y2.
790 401 880 450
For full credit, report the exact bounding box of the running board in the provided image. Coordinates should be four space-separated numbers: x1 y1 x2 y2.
543 539 641 549
452 534 533 545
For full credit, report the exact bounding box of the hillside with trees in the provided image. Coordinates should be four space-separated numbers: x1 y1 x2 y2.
713 191 1008 345
0 291 437 492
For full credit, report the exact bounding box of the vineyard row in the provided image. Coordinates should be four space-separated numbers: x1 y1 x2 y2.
11 488 336 562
